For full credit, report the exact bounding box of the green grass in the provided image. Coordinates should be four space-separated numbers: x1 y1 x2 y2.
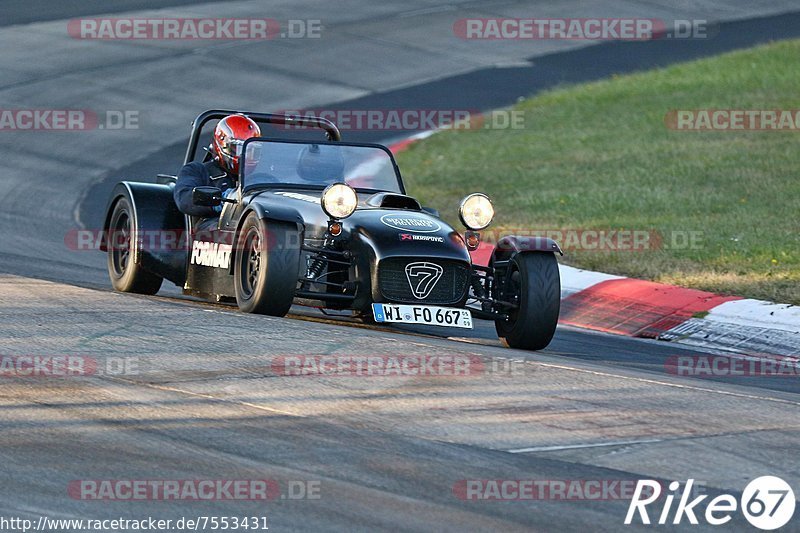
396 40 800 304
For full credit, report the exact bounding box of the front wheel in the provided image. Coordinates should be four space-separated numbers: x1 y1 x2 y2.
494 252 560 351
234 214 300 316
106 197 163 295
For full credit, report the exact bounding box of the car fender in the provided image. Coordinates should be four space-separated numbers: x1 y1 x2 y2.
228 202 305 275
245 200 305 227
489 235 563 265
102 181 188 285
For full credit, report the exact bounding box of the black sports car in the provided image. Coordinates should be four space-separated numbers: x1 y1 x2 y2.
101 110 562 350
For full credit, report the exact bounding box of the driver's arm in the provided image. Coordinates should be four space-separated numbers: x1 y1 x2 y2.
174 161 218 218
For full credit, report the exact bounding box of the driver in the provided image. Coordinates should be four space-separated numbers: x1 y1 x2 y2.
174 114 261 217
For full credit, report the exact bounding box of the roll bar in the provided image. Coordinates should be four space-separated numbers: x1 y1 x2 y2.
183 110 342 165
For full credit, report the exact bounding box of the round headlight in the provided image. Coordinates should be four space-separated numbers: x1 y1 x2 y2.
321 183 358 219
459 193 494 230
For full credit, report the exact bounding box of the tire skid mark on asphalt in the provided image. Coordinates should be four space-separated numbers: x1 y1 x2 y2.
104 375 305 418
507 425 800 454
534 362 800 407
75 324 132 347
446 336 502 347
508 438 664 453
131 369 288 386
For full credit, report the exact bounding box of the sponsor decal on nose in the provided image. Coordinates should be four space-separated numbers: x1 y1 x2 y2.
380 214 441 233
398 233 445 243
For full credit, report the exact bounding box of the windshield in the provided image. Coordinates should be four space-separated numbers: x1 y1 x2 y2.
241 140 403 193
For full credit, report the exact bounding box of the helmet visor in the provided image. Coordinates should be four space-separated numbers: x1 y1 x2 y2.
223 138 244 157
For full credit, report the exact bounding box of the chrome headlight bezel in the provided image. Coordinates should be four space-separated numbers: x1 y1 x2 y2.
321 183 358 219
458 193 494 230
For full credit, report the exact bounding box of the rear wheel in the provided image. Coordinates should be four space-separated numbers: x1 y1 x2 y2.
494 252 560 351
106 197 163 294
234 214 299 316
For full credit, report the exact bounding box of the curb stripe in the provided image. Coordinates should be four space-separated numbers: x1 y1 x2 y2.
560 278 741 338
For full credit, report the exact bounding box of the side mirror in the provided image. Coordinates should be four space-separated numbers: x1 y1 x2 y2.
192 186 223 207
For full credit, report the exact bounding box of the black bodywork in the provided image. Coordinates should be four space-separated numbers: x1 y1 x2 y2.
101 110 561 325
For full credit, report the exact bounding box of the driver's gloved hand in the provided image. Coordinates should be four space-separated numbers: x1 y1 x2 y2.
214 188 234 213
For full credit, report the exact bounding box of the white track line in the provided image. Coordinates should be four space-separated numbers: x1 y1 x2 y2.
508 439 664 454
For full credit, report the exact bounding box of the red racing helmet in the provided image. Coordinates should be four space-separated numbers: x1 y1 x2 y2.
213 114 261 175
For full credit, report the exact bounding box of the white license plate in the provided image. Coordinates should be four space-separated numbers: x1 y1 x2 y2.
372 303 473 329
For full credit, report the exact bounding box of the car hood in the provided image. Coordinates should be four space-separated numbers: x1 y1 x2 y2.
249 188 471 262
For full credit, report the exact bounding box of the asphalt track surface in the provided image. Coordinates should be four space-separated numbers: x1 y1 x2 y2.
1 1 799 531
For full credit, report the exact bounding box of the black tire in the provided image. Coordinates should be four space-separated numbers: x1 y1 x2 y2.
495 252 560 351
234 213 299 316
358 311 378 325
106 197 163 295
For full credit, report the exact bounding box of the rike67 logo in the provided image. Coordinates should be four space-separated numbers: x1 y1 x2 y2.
626 477 795 530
